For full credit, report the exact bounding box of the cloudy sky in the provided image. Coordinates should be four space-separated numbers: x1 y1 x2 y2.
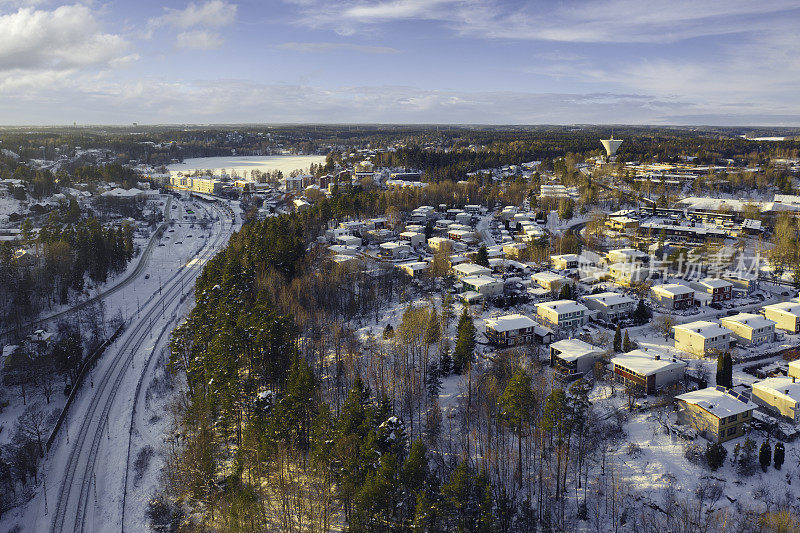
0 0 799 125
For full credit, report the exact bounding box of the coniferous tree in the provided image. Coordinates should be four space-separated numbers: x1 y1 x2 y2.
453 307 475 374
475 245 490 267
706 442 727 471
774 442 785 470
613 324 622 352
623 330 633 352
439 350 452 376
759 440 772 472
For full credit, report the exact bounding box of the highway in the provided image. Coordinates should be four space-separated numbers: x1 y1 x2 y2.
20 197 236 533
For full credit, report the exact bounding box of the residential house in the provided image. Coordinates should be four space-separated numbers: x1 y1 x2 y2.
752 377 800 423
676 387 753 442
535 300 587 329
610 349 687 394
651 283 695 310
531 271 572 294
719 313 776 346
673 321 733 356
608 262 649 287
462 275 504 298
582 292 636 322
551 254 580 270
689 278 733 303
484 314 551 347
550 339 604 380
453 263 493 279
763 302 800 333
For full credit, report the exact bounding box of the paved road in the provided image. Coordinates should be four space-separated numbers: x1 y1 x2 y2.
26 199 235 533
0 196 174 341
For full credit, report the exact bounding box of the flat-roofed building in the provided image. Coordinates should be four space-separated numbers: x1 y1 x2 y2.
789 360 800 380
651 283 695 310
676 387 753 442
752 377 800 423
551 254 580 270
673 320 733 356
485 313 544 347
462 275 504 298
690 278 733 303
550 339 604 380
763 301 800 333
336 234 362 248
583 292 636 322
606 216 639 232
610 349 686 394
536 300 587 329
531 271 572 293
453 263 492 279
720 313 776 346
502 242 527 259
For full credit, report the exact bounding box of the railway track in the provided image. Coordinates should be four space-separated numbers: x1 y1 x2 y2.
45 199 233 533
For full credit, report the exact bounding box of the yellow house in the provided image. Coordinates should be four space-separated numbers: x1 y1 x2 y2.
676 387 753 442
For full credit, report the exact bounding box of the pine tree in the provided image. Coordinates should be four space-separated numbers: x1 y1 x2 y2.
774 442 785 470
440 350 452 376
723 352 733 388
716 354 725 386
759 440 772 472
426 360 442 397
705 442 727 471
623 330 633 352
453 308 475 374
613 324 622 352
498 369 534 487
558 283 572 300
475 245 490 267
383 323 395 339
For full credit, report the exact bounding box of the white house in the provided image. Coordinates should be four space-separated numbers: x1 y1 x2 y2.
462 275 504 298
379 241 412 259
673 320 733 356
336 234 362 248
453 263 493 279
719 313 776 346
399 231 426 247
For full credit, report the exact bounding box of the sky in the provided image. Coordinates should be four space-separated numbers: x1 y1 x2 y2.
0 0 799 126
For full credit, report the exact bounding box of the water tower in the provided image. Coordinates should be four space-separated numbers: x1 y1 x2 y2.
600 135 623 158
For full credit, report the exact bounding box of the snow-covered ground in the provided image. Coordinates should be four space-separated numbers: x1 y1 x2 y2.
0 195 241 532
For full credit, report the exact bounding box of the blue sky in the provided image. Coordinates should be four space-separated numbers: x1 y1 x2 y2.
0 0 799 125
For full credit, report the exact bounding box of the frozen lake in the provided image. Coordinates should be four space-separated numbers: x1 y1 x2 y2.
167 155 326 178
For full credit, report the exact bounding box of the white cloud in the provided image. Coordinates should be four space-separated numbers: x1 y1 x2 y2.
277 42 399 54
148 0 237 49
176 30 224 50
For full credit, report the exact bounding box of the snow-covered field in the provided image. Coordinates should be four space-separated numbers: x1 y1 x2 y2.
166 155 326 178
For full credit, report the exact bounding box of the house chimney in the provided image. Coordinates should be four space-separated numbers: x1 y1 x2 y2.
654 355 660 360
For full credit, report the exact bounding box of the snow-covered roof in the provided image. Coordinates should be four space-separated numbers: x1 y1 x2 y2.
462 275 502 287
536 299 587 314
651 283 694 297
753 377 800 405
532 271 569 283
720 313 776 331
485 313 537 333
583 292 634 307
764 301 800 316
611 349 686 376
454 263 492 276
550 339 603 361
676 387 754 418
673 320 731 339
695 278 733 290
551 254 580 262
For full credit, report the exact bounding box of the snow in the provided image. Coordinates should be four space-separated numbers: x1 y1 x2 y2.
484 313 537 333
676 388 754 418
166 155 326 177
611 350 687 376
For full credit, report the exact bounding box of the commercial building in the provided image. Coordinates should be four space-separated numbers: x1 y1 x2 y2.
676 387 753 442
673 321 733 356
650 283 695 310
582 292 636 322
550 339 604 380
536 300 588 329
719 313 776 346
763 302 800 333
610 350 686 394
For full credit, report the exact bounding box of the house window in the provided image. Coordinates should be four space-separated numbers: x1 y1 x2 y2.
727 427 736 436
727 414 737 423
